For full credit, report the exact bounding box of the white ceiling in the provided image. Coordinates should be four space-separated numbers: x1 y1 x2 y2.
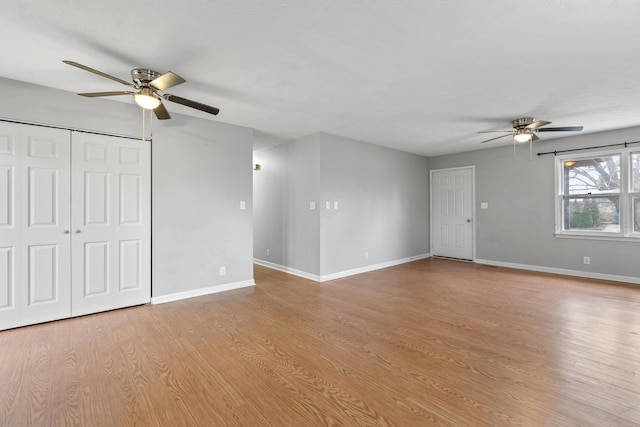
2 0 640 156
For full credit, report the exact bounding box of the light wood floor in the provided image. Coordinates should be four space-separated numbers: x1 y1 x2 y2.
1 259 640 426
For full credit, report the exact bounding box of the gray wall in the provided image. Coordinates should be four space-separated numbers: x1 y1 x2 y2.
152 116 253 296
253 134 321 275
0 77 255 298
318 134 430 276
253 132 430 279
429 127 640 280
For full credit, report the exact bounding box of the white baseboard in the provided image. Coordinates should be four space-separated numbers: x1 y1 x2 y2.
319 253 431 282
151 279 256 304
474 258 640 285
254 253 431 283
253 259 321 282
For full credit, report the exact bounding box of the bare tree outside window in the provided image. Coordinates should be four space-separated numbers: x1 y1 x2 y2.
563 156 620 232
560 151 640 236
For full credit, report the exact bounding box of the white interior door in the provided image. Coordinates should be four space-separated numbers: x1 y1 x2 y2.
431 167 474 260
0 123 151 331
0 122 71 330
71 133 150 316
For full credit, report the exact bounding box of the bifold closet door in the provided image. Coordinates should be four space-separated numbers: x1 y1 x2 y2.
70 132 150 317
0 122 71 330
0 122 150 331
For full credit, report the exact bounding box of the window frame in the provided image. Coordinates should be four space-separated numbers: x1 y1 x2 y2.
631 151 640 234
554 147 639 240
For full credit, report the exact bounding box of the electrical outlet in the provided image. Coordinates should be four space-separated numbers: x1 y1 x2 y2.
220 266 227 276
266 249 270 257
583 256 590 265
365 252 369 260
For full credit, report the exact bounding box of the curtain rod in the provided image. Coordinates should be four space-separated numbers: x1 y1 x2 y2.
537 139 640 156
0 117 151 142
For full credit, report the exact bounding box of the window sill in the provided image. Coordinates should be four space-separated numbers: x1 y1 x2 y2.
554 233 640 242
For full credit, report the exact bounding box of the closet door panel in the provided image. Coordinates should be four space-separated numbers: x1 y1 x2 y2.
71 133 114 316
119 239 142 290
0 166 13 227
0 123 21 329
28 244 59 302
20 126 71 326
71 133 150 316
114 141 150 305
84 241 109 296
113 140 150 307
85 171 110 225
0 247 14 311
0 166 15 310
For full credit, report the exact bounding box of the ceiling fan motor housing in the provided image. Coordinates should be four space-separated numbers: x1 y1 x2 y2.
130 68 161 87
511 117 536 129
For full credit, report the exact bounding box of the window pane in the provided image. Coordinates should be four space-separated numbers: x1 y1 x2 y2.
563 197 620 232
563 156 620 195
635 197 640 233
632 152 640 192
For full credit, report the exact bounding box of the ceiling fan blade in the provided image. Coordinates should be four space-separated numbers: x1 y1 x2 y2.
162 94 220 116
478 130 513 133
525 120 552 130
150 72 186 91
63 60 135 87
153 101 171 120
536 126 584 132
78 91 135 97
480 133 513 143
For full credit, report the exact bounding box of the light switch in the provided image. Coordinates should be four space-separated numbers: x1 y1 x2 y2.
310 201 316 210
334 201 339 210
326 201 331 209
480 202 488 209
240 200 246 210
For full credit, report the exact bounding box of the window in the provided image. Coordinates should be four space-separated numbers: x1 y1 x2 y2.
556 149 639 239
633 152 640 233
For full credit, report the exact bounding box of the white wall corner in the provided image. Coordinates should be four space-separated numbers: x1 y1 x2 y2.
253 259 321 282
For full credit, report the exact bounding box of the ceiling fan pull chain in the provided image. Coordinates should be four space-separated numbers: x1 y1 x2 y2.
142 107 145 142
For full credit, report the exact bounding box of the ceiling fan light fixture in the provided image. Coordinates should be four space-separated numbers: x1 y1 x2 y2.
513 130 532 143
133 88 161 110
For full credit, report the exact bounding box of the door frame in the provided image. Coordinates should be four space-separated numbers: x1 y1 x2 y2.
429 165 476 261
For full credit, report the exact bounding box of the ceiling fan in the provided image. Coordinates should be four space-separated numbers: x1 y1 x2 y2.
479 117 583 144
63 60 219 120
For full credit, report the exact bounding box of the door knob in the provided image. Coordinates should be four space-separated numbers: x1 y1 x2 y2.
63 230 70 234
74 230 82 233
466 219 472 223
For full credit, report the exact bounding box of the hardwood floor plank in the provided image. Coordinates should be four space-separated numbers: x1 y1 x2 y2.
2 258 640 426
